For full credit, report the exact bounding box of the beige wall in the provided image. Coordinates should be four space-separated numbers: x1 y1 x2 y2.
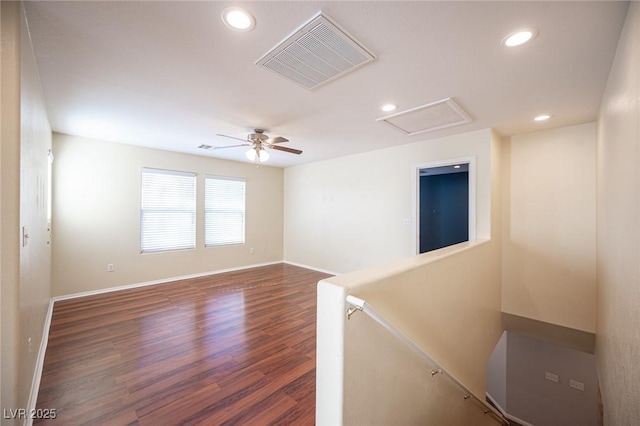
52 134 284 296
316 128 503 424
284 128 494 274
343 275 503 426
317 240 503 425
502 123 596 333
1 1 53 421
596 2 640 423
1 1 22 420
19 0 53 414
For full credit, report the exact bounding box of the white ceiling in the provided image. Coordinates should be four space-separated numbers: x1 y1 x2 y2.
24 1 629 168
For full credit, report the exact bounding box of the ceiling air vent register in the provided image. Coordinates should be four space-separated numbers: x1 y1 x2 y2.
256 12 376 90
376 98 472 136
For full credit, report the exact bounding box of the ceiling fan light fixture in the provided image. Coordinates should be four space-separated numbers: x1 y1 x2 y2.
221 7 255 32
216 129 300 160
245 147 270 162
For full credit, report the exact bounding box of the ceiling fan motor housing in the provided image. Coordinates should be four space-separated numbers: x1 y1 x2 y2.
250 129 269 142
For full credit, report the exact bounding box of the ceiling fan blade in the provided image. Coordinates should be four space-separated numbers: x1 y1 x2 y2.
212 143 251 149
216 133 248 143
268 136 289 144
271 145 302 155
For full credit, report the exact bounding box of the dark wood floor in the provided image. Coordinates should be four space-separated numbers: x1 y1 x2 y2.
35 263 331 425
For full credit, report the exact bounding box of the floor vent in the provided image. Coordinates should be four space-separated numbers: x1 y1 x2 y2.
256 12 376 90
376 98 472 136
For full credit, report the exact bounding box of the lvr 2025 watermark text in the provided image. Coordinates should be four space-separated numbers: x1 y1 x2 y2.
3 408 57 420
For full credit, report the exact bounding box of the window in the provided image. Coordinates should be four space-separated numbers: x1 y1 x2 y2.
205 176 245 247
141 168 196 253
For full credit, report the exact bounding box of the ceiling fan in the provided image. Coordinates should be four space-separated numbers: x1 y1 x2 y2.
213 129 302 163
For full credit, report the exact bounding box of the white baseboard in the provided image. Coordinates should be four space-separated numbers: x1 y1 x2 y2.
486 392 536 426
25 299 55 426
485 392 507 417
283 260 339 276
52 261 283 302
505 412 535 426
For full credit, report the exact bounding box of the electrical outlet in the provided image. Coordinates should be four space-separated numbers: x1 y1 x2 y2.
545 372 559 383
107 263 115 272
28 337 32 358
570 379 585 391
250 247 254 254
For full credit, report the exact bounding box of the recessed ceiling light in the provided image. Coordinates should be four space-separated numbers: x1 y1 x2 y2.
534 114 551 122
221 7 255 31
502 28 538 47
381 104 397 112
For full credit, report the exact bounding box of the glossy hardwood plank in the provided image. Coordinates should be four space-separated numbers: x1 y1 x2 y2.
35 263 331 425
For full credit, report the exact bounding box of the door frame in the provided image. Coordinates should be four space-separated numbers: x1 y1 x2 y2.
412 156 476 255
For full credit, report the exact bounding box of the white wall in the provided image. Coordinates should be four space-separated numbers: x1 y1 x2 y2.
502 123 596 333
285 129 494 274
596 2 640 424
52 134 284 296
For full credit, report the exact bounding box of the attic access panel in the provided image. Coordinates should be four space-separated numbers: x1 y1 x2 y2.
256 12 376 90
377 98 472 136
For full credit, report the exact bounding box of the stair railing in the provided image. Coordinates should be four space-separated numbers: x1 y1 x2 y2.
346 294 509 425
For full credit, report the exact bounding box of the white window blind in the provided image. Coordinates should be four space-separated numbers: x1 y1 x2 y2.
141 168 196 253
205 176 245 247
